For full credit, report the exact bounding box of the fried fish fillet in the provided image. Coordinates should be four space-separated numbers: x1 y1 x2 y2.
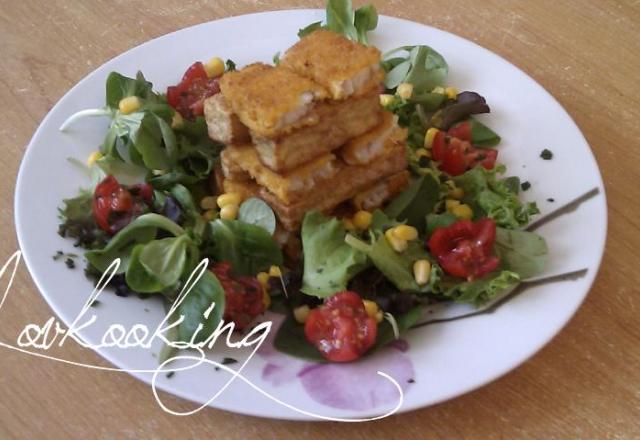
259 140 408 230
351 170 410 211
219 63 328 138
252 91 382 172
281 30 384 100
339 112 403 165
203 94 250 145
221 145 338 204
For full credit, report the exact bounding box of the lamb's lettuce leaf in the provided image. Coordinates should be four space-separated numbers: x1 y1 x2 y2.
345 233 441 294
208 219 282 277
300 211 369 297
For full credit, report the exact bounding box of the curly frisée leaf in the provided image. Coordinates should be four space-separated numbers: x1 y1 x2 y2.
300 211 369 297
454 165 540 229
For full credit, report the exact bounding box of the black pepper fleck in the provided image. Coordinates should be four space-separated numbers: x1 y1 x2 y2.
166 371 175 379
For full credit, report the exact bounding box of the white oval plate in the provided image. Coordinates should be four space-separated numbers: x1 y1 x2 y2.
14 10 607 420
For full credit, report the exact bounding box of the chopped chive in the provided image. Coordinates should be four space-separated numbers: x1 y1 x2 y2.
166 371 175 379
65 258 75 269
408 378 415 383
520 181 531 191
540 149 553 160
221 357 238 365
90 300 101 308
547 198 555 202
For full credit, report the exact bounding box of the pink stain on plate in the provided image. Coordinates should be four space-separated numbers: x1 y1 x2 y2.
259 315 415 411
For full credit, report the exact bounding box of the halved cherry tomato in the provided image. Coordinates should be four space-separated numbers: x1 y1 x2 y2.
447 120 472 141
167 61 221 119
93 175 152 235
432 131 498 176
304 291 378 363
211 262 265 331
428 218 500 280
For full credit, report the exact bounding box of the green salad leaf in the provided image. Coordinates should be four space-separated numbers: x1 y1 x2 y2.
273 313 327 362
495 227 548 279
425 212 457 237
345 233 441 294
177 269 226 343
300 211 369 297
85 214 185 274
383 45 448 93
58 190 109 250
454 165 540 229
208 219 283 276
384 174 441 232
326 0 358 41
105 71 154 109
443 270 521 306
353 4 378 44
373 307 423 350
298 0 378 44
125 235 194 293
238 197 277 235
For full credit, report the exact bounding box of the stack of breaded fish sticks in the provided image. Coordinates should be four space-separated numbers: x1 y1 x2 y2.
205 30 409 231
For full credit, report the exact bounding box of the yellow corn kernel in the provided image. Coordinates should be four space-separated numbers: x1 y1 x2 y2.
257 272 270 289
415 148 431 159
396 82 414 100
204 57 225 78
171 112 184 129
445 86 458 100
118 96 142 115
363 300 379 319
424 127 440 148
413 259 432 286
219 204 238 220
202 209 217 221
262 289 272 309
353 210 373 230
445 199 461 212
385 229 408 253
269 265 282 278
199 196 218 210
343 218 356 231
379 94 395 107
217 192 242 208
392 225 419 241
432 86 445 95
451 203 474 220
448 187 465 199
263 290 271 309
375 310 383 323
152 169 167 176
87 151 103 167
294 305 310 324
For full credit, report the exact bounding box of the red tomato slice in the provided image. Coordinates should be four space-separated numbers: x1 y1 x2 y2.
93 176 151 235
448 120 472 141
431 131 498 176
304 291 378 362
211 262 265 331
167 61 221 119
428 218 500 280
